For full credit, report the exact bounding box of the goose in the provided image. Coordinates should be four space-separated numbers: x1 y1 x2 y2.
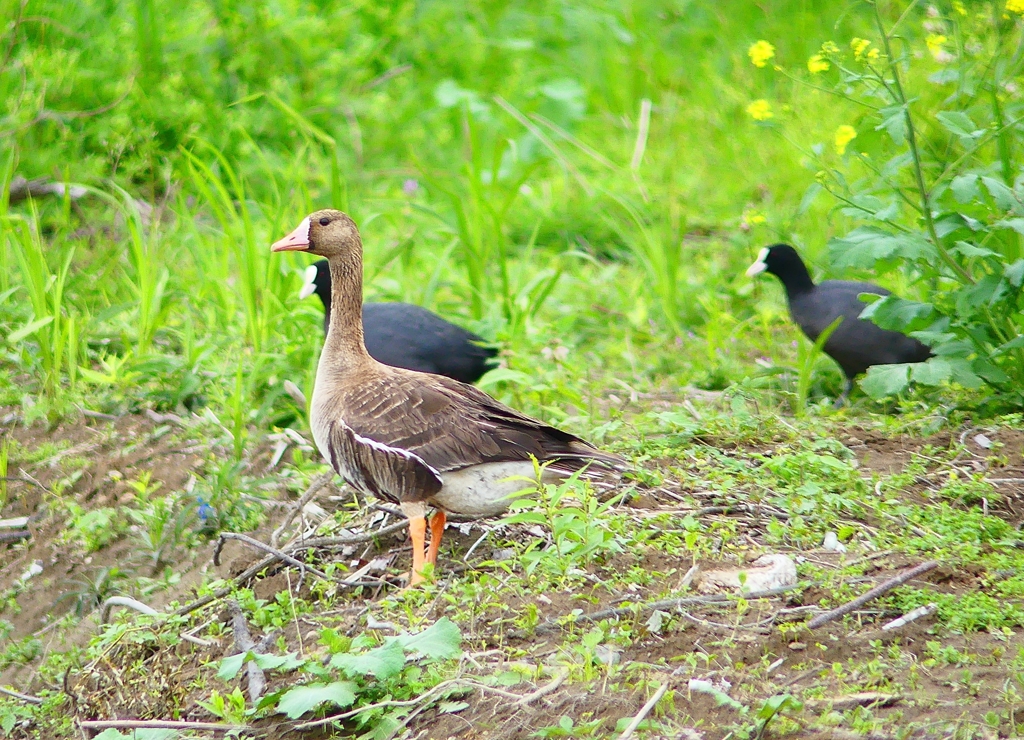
746 243 933 404
273 210 624 585
299 259 496 384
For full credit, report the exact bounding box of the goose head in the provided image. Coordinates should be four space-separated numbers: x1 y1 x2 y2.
271 209 360 258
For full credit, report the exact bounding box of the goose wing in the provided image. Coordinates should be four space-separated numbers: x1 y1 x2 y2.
325 419 444 501
335 371 624 475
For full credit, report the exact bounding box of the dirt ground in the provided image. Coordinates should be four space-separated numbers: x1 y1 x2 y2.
3 411 1024 738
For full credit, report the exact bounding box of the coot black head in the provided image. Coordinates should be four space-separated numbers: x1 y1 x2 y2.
746 242 932 404
745 243 815 295
299 259 496 385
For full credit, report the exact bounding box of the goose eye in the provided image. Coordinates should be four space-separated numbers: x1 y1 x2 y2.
319 217 330 226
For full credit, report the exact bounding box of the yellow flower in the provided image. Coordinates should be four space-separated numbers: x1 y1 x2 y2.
820 41 840 55
834 125 857 155
745 211 767 225
807 54 830 73
748 40 776 68
952 1 967 15
1007 0 1024 14
746 99 774 121
926 34 948 59
851 38 871 59
866 48 880 62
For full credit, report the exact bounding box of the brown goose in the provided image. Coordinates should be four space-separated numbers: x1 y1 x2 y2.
272 210 624 585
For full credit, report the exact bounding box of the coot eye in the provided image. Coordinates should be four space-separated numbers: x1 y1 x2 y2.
319 217 330 226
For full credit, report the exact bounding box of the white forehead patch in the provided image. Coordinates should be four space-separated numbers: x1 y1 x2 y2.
745 247 769 277
299 264 318 299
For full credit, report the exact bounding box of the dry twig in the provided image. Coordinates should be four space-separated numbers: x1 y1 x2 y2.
534 582 805 633
0 685 42 705
79 719 252 736
270 471 334 547
617 683 669 740
215 532 330 584
807 561 939 629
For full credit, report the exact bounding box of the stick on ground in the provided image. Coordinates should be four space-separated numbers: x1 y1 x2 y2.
617 683 669 740
807 560 939 629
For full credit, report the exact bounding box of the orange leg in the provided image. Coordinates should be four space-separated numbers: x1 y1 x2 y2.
407 516 427 586
426 511 447 566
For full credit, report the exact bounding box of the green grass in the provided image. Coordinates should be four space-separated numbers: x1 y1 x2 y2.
3 0 1024 738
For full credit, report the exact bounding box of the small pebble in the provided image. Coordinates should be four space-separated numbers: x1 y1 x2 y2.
788 641 806 651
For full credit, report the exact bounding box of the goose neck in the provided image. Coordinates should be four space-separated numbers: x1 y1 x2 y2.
321 253 372 370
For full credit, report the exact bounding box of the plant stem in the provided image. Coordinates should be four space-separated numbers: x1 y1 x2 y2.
874 2 974 286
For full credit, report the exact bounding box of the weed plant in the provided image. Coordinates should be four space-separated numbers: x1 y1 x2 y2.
751 1 1024 405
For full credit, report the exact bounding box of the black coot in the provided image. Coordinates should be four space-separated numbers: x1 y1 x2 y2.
746 244 932 403
300 260 496 384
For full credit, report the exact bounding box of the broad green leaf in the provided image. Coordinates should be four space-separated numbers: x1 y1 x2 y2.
254 652 304 672
981 177 1018 212
949 174 980 203
910 358 954 386
995 335 1024 355
876 104 908 145
276 681 357 719
829 227 934 269
956 274 1005 313
1006 260 1024 287
948 358 985 389
394 617 462 659
94 731 176 740
952 241 997 259
973 358 1010 384
330 640 405 680
688 679 746 712
757 693 802 720
934 213 982 237
994 218 1024 236
797 182 822 216
217 652 250 681
858 294 933 331
438 700 470 714
935 110 981 140
860 364 911 399
368 710 404 740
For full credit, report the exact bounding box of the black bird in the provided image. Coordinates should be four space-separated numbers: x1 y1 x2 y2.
300 259 496 385
746 243 932 404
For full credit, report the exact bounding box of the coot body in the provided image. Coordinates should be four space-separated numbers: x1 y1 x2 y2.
300 260 495 384
746 244 932 401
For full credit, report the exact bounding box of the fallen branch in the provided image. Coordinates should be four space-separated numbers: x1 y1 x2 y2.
8 175 87 205
100 596 212 647
534 582 805 633
79 719 251 736
617 683 669 740
174 519 412 618
0 686 42 705
215 532 330 584
882 603 937 632
0 530 30 544
0 476 47 491
270 471 334 547
228 600 276 703
807 561 939 629
514 668 568 706
286 518 411 549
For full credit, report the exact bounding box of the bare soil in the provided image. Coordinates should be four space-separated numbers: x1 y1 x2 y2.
2 412 1023 738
